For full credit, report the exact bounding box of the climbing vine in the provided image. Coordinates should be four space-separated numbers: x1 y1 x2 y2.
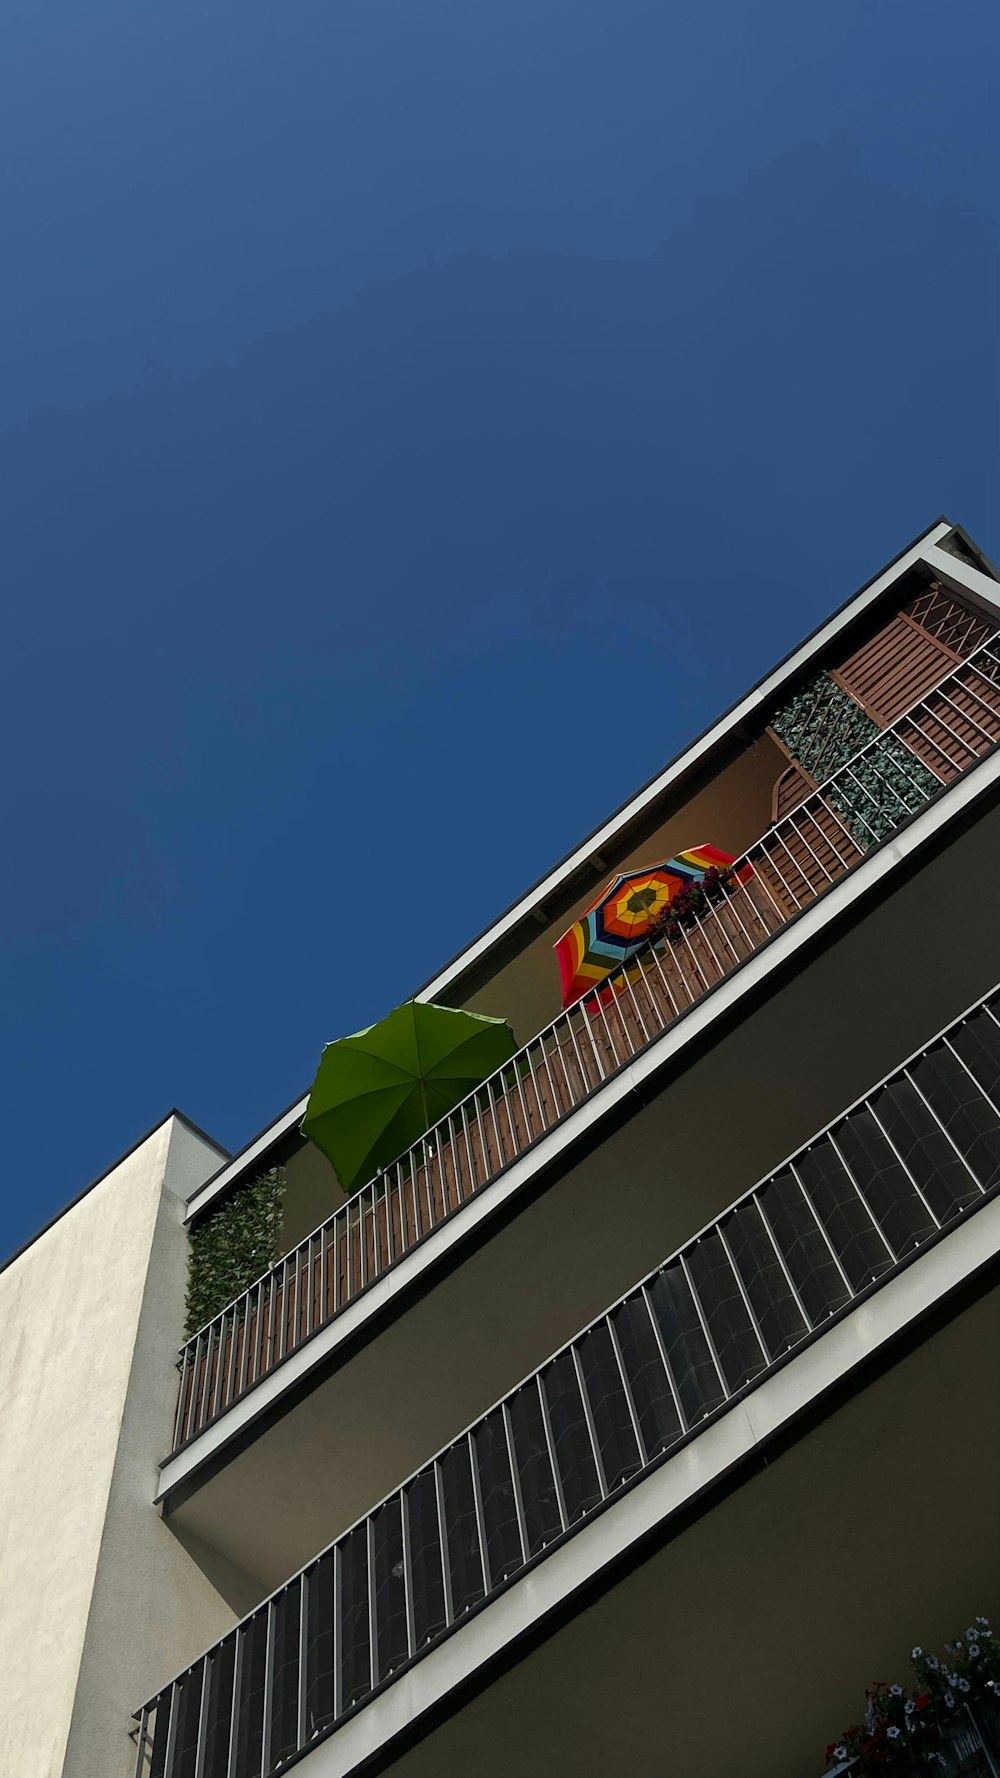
184 1167 285 1339
771 672 939 845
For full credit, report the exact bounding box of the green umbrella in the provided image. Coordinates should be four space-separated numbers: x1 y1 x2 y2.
301 1001 518 1194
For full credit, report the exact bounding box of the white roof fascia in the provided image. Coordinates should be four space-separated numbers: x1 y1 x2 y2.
186 518 966 1218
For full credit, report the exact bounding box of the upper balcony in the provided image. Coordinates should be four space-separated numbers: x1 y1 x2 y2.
134 977 1000 1778
157 529 1000 1586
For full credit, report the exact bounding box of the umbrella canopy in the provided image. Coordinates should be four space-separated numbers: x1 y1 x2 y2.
554 843 736 1009
301 1001 518 1194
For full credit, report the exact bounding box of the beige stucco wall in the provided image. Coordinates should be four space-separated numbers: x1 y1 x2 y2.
0 1113 255 1778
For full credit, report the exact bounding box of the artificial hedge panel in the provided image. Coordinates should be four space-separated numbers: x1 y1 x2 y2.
184 1167 285 1340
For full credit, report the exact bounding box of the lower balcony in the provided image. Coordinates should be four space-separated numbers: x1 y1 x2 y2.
136 984 1000 1778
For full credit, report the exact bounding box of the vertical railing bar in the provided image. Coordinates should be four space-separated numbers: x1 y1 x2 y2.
366 1515 378 1694
605 1313 649 1467
276 1258 289 1364
234 1290 250 1403
360 1186 372 1284
687 899 734 979
420 1137 436 1231
458 1096 477 1201
715 1223 770 1368
192 1658 211 1778
133 1706 150 1778
549 1019 579 1116
500 1399 530 1566
786 1160 855 1297
197 1329 213 1434
754 835 802 912
785 811 835 883
173 1346 191 1449
570 1341 608 1499
902 1065 985 1195
291 1241 302 1354
508 1047 534 1155
259 1598 275 1778
615 956 654 1050
162 1680 180 1778
225 1630 244 1778
929 688 992 745
332 1542 343 1724
535 1372 570 1532
863 1094 943 1230
638 1281 688 1433
296 1570 308 1753
743 842 793 925
827 767 882 844
266 1267 278 1377
825 1129 898 1264
433 1122 449 1223
482 1076 505 1171
762 830 812 905
564 1003 602 1097
645 934 685 1018
318 1221 329 1334
251 1280 265 1387
677 1250 730 1402
671 919 714 997
400 1486 416 1661
902 708 970 772
715 873 762 951
497 1066 520 1162
211 1316 227 1420
433 1461 455 1626
810 789 865 860
750 1191 813 1333
943 673 1000 726
467 1428 492 1596
576 994 610 1081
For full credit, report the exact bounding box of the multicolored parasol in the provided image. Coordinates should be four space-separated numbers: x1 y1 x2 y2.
554 844 737 1009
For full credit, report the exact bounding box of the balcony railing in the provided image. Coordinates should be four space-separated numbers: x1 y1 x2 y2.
138 983 1000 1776
172 636 1000 1452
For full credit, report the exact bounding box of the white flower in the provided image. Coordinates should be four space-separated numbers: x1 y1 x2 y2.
833 1748 846 1762
890 1683 903 1696
967 1628 978 1640
912 1647 923 1658
945 1693 956 1709
971 1645 981 1658
905 1701 915 1715
959 1679 971 1693
976 1615 990 1628
888 1726 901 1740
927 1656 940 1670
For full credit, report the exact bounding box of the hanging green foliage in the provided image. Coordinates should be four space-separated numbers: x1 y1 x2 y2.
771 671 939 846
184 1167 285 1340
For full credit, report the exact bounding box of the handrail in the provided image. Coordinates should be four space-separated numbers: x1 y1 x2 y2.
137 977 1000 1775
171 635 1000 1450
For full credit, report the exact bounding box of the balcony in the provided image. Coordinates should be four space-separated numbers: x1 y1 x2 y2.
170 636 1000 1459
136 981 1000 1778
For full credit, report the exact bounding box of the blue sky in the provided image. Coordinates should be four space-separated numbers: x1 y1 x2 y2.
2 0 997 1259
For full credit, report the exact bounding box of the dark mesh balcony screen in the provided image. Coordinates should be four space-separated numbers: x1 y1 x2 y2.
645 1262 726 1423
541 1351 602 1522
372 1498 408 1682
235 1612 267 1778
473 1411 523 1586
440 1443 485 1617
506 1382 563 1555
951 1007 1000 1109
832 1109 935 1257
577 1321 642 1487
610 1294 683 1456
872 1078 980 1221
269 1584 300 1766
338 1524 371 1712
684 1231 766 1390
795 1139 892 1290
304 1554 334 1740
723 1201 809 1357
404 1470 446 1649
757 1169 851 1323
202 1640 236 1778
169 1671 202 1778
911 1043 1000 1193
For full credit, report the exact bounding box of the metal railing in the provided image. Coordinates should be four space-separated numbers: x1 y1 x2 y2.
172 635 1000 1451
138 983 1000 1775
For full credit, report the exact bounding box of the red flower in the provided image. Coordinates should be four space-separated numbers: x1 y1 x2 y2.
914 1693 930 1710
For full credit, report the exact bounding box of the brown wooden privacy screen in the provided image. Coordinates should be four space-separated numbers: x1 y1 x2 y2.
172 634 1000 1451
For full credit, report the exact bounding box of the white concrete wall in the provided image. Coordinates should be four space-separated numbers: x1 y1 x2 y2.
62 1118 265 1778
0 1113 252 1778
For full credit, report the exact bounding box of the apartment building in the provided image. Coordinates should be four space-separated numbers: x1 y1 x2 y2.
4 516 1000 1778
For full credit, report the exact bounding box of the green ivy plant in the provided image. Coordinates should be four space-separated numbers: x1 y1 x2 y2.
184 1167 285 1340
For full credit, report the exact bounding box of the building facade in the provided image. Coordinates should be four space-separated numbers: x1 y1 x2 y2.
5 517 1000 1778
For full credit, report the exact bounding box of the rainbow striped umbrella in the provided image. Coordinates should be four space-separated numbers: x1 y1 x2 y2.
554 844 736 1009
